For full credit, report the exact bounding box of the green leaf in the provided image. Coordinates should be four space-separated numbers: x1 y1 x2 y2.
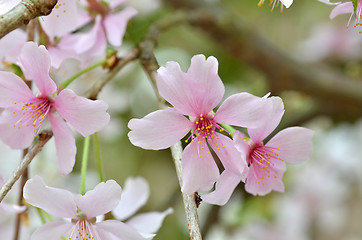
352 0 358 17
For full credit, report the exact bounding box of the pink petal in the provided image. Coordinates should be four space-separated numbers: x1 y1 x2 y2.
0 29 26 66
95 220 147 240
245 162 285 196
126 208 173 235
0 109 36 149
48 113 76 175
23 176 78 218
128 108 193 150
266 127 314 164
0 203 26 215
0 0 20 15
214 92 271 129
181 140 220 195
30 221 73 240
18 42 57 96
79 23 107 66
233 131 251 156
209 132 248 177
330 2 353 19
202 170 241 205
157 55 224 116
109 0 126 9
47 46 79 69
39 0 78 39
0 71 34 108
248 96 285 144
103 7 138 47
112 177 150 221
53 89 110 137
74 180 122 218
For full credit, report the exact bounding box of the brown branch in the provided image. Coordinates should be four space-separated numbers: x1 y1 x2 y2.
0 131 53 203
0 0 57 39
164 0 362 122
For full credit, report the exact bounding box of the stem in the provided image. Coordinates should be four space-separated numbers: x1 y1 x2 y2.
221 124 236 136
80 136 91 195
60 60 107 89
0 131 53 203
93 133 104 182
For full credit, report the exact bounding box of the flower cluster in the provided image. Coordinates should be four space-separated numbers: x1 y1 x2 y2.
128 54 314 205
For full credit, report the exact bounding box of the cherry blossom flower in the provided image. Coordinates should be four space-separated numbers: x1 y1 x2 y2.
203 96 314 205
23 176 147 240
328 0 362 31
258 0 293 12
57 0 137 64
0 42 110 175
128 54 272 195
112 177 173 238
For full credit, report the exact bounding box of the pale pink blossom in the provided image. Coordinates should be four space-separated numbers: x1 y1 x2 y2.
23 176 147 240
0 42 110 175
258 0 293 12
112 177 173 238
57 0 137 64
203 96 314 205
128 54 272 195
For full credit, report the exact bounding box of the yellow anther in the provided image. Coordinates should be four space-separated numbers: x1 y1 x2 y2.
266 166 269 168
206 152 210 154
12 111 15 114
222 145 225 148
14 101 17 104
268 175 270 178
198 141 201 144
262 177 264 179
258 181 261 184
200 114 203 117
196 121 199 124
13 125 16 127
217 147 220 150
262 182 265 185
199 155 201 158
274 176 277 178
26 124 29 127
216 143 219 146
201 147 204 149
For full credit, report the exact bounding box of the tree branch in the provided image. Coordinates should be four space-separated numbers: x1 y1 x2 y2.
0 131 53 203
164 0 362 121
0 0 57 39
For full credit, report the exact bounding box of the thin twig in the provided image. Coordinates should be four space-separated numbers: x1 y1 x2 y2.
138 14 203 240
0 131 53 203
0 0 57 39
86 48 140 100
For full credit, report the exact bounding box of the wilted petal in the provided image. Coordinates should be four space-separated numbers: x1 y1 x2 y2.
181 140 220 195
0 71 34 108
23 176 78 219
266 127 314 164
202 170 241 206
248 96 284 144
330 2 353 19
19 42 57 96
39 0 78 39
96 220 147 240
74 180 122 218
126 208 173 235
53 89 110 137
128 108 192 150
214 92 271 129
0 108 36 149
112 177 150 221
104 7 137 46
48 113 76 175
31 221 73 240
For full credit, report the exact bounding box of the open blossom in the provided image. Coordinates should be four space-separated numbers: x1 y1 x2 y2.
128 54 272 195
0 42 110 175
203 96 314 205
23 176 147 240
258 0 293 12
112 177 173 238
57 0 137 64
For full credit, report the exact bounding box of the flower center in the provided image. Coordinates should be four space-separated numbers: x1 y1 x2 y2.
249 145 284 185
185 113 223 143
68 219 98 240
12 97 52 137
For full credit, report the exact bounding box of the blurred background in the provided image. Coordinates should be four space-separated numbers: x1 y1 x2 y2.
1 0 362 239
